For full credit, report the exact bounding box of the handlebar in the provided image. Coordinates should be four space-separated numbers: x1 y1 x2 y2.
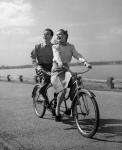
36 65 91 76
62 66 91 75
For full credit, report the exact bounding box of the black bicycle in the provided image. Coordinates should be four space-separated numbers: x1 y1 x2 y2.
32 67 100 138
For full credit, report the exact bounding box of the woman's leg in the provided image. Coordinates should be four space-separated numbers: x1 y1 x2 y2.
56 89 66 116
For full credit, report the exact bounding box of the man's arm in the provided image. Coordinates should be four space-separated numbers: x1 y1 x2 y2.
30 45 38 68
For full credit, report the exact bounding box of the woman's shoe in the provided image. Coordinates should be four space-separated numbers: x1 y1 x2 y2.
64 108 71 116
55 115 62 122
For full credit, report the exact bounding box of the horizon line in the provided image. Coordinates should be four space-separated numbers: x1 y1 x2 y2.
0 60 122 69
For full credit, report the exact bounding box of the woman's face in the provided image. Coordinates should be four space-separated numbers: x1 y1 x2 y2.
56 30 67 44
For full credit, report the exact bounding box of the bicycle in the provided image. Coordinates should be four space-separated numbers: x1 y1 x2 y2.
32 67 100 138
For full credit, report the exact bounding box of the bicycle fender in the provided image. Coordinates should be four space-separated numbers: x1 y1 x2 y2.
32 84 42 98
78 89 96 98
72 88 95 101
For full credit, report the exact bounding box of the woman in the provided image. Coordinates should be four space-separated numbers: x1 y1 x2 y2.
51 29 91 121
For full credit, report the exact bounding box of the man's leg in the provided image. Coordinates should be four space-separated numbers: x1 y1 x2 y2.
40 75 50 107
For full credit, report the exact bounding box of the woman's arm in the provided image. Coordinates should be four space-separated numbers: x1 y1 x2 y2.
52 45 63 66
71 45 85 62
71 44 91 68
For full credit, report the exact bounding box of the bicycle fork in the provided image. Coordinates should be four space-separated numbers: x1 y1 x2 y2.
79 94 89 116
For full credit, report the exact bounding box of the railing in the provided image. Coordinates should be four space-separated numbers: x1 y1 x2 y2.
0 74 122 91
0 75 34 84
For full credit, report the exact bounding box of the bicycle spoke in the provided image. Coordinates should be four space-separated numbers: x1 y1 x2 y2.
33 88 46 118
74 92 99 138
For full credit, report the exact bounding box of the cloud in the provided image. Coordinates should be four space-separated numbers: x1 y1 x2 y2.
110 27 122 35
0 27 30 35
0 0 34 34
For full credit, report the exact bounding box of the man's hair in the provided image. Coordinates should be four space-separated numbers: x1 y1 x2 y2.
44 28 54 37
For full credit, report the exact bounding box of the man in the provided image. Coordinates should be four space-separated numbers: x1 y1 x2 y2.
31 28 54 101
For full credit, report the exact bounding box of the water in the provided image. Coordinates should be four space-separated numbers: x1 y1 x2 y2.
0 65 122 80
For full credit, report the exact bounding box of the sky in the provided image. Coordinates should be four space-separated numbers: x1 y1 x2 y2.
0 0 122 66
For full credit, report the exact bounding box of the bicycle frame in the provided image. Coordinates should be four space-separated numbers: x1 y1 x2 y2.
33 67 94 113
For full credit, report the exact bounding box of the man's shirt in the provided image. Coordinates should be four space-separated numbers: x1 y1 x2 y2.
31 43 53 64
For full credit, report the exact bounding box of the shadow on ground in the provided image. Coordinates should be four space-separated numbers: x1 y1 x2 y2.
93 118 122 143
61 117 122 143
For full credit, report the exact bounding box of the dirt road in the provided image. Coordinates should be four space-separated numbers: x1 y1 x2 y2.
0 82 122 150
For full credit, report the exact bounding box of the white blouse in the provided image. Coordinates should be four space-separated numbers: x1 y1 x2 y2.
52 43 83 66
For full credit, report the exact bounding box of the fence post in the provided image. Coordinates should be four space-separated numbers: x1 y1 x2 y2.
19 75 23 82
107 77 114 89
7 74 11 81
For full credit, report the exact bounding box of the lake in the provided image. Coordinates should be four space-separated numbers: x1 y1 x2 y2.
0 64 122 80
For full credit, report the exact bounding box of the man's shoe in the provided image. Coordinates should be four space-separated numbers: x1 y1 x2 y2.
55 115 62 122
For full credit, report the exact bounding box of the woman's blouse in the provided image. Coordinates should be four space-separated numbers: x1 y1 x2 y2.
52 43 83 66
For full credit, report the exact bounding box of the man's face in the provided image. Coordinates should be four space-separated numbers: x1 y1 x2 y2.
56 31 67 43
43 30 52 42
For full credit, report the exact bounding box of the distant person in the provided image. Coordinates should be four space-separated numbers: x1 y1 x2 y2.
31 28 54 102
51 29 92 121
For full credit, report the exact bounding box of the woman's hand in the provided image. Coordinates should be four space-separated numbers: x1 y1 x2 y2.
84 62 92 69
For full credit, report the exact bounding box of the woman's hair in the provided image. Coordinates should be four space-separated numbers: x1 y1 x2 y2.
44 28 54 37
58 29 68 41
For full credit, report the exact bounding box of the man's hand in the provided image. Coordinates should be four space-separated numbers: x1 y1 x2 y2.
35 65 42 75
36 65 42 71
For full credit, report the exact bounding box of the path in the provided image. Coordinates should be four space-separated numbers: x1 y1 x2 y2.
0 82 122 150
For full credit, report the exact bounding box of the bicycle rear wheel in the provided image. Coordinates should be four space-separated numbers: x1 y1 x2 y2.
33 85 46 118
73 91 99 138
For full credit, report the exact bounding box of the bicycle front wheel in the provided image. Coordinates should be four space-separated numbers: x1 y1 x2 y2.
73 91 99 138
33 85 46 118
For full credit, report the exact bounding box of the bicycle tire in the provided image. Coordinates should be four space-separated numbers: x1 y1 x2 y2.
73 90 99 138
32 85 46 118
